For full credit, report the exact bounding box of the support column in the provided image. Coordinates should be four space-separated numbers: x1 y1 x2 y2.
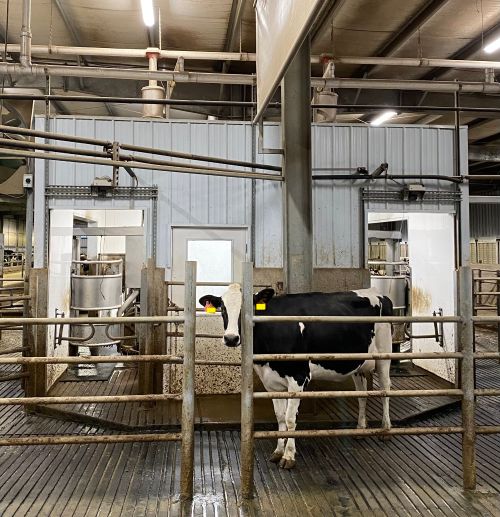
281 37 312 294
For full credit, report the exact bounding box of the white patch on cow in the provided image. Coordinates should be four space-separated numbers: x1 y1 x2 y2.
352 287 381 308
299 322 305 334
254 363 288 391
309 361 363 382
221 283 242 338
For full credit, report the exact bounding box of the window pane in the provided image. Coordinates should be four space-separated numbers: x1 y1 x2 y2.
187 240 232 305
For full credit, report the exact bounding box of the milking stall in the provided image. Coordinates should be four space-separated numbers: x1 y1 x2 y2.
2 1 500 516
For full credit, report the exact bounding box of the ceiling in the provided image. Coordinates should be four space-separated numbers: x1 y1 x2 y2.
0 0 500 176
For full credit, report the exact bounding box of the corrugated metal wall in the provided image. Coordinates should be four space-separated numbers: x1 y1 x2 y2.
470 204 500 239
34 117 464 270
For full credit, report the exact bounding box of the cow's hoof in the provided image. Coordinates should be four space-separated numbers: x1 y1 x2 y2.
269 452 283 463
279 458 296 469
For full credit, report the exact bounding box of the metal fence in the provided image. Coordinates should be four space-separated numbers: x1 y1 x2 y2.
239 263 499 498
0 261 199 501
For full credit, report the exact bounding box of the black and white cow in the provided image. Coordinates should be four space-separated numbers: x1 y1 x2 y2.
200 285 393 469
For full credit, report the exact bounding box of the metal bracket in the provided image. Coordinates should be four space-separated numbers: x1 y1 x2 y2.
54 309 65 349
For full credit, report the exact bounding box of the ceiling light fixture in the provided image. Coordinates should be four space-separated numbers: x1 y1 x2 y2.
371 110 397 126
484 37 500 54
141 0 155 27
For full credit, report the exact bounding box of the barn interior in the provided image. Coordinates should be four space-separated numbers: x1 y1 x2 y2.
1 1 500 515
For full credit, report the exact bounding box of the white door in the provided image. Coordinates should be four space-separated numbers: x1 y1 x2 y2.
171 227 248 306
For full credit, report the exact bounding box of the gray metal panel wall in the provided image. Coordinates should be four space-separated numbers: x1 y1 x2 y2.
34 117 462 270
470 204 500 239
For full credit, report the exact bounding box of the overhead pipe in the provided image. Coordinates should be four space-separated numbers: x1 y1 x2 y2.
0 147 284 182
0 123 281 172
4 62 500 93
20 0 32 67
7 44 500 71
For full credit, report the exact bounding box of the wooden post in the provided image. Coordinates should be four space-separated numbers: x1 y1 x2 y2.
26 268 48 398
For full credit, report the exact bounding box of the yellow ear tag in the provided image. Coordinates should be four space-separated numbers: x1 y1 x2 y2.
204 302 216 313
255 303 266 311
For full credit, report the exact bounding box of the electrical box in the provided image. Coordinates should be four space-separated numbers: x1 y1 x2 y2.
23 173 33 188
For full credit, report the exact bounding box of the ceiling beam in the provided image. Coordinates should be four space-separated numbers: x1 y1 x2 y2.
52 0 117 116
353 0 451 78
311 0 349 42
422 20 500 80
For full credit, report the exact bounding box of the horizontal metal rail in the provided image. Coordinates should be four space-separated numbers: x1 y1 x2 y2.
0 394 181 405
253 352 463 361
253 315 460 323
254 427 464 439
0 316 185 325
254 389 463 399
0 433 182 447
0 372 30 382
0 346 30 355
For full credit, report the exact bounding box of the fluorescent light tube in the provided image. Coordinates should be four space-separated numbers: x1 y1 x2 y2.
484 37 500 54
141 0 155 27
371 110 397 126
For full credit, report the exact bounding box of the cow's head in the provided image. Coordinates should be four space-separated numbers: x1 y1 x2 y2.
199 285 275 347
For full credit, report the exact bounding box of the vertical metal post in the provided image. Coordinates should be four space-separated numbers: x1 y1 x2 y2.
459 266 476 490
240 261 255 499
180 260 196 500
497 271 500 364
282 37 312 293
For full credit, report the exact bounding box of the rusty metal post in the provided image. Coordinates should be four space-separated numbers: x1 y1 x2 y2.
497 271 500 364
459 266 476 490
180 260 196 501
240 262 255 499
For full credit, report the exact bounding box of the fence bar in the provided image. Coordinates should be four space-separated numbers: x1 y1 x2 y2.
0 355 184 365
180 261 196 501
473 316 500 322
0 433 182 446
254 315 460 323
254 388 463 399
0 393 181 405
475 389 500 396
0 316 185 325
0 372 30 382
241 262 255 499
477 426 500 434
253 352 463 361
254 426 464 439
0 346 30 355
459 266 476 490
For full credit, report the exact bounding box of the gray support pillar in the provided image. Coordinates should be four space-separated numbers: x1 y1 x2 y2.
281 37 312 294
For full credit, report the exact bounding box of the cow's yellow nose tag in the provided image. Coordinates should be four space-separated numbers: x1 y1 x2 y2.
255 303 266 311
205 306 216 313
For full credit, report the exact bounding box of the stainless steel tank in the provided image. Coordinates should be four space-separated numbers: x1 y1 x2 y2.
370 276 407 310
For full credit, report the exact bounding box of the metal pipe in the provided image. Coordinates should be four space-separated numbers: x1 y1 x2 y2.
254 389 462 399
0 148 284 183
253 352 463 361
240 262 255 500
180 261 196 501
0 393 181 405
0 355 183 365
0 346 30 355
0 433 182 447
3 62 500 93
312 174 463 184
117 289 140 317
0 316 184 325
254 315 460 323
254 427 464 439
20 0 32 67
8 44 500 71
459 266 476 490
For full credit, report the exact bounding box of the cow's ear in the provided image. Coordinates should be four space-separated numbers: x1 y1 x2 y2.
254 288 275 304
199 295 223 308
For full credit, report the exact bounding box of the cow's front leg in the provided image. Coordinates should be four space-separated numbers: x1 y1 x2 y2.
270 398 287 463
279 377 304 469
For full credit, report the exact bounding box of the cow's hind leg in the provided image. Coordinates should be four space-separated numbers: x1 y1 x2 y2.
270 399 287 463
279 377 305 470
352 372 368 431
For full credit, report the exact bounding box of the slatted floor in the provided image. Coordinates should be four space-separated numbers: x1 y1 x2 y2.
0 330 498 515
